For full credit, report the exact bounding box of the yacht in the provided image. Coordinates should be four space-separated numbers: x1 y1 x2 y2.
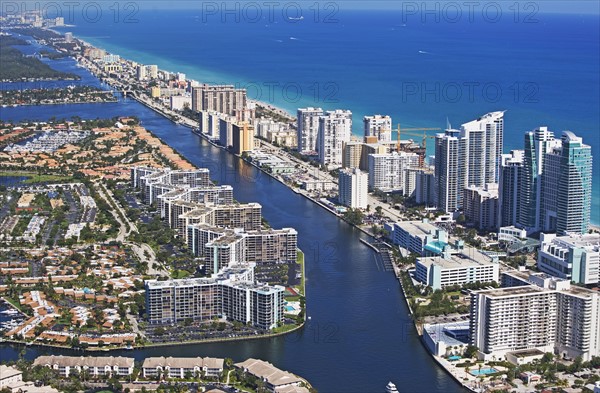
386 381 399 393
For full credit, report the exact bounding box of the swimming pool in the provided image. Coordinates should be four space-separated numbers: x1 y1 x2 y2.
469 368 498 376
285 306 295 312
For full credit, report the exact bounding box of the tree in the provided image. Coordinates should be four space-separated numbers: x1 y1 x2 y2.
224 358 234 369
343 208 364 226
464 345 478 358
541 352 554 363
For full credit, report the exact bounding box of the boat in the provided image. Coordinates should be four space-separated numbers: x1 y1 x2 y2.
386 381 399 393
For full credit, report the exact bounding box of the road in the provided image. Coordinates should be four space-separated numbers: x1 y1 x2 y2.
92 181 128 242
126 241 164 277
92 181 166 277
126 313 145 340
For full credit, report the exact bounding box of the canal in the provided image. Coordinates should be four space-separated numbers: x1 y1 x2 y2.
0 55 465 393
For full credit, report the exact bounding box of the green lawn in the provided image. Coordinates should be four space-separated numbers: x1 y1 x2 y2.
2 296 26 314
296 250 305 296
171 269 191 279
272 324 299 334
0 171 72 184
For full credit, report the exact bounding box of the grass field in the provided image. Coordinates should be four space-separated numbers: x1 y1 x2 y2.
0 171 72 184
296 250 305 296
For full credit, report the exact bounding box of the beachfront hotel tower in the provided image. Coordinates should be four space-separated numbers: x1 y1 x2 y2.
498 150 524 227
434 111 504 213
518 127 560 232
434 129 467 213
555 132 593 235
460 111 505 187
516 128 592 235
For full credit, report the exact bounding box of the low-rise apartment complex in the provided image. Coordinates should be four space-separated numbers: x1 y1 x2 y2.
141 357 224 379
33 355 135 377
386 219 448 256
415 245 499 290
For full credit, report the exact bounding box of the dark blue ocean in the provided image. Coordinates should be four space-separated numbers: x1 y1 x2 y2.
53 7 599 223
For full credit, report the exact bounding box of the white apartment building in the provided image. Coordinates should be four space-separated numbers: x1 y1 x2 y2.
470 274 600 361
199 110 222 140
145 265 285 330
296 107 323 153
388 219 448 256
170 95 192 111
463 183 499 230
363 115 392 142
33 356 135 377
0 365 22 389
338 168 368 209
142 357 224 379
415 246 499 290
318 110 352 168
368 152 420 192
404 166 436 206
498 226 527 242
538 233 600 285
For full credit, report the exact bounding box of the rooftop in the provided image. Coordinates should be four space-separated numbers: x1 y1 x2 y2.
424 321 470 347
235 358 303 387
33 355 134 368
141 356 223 370
0 364 22 380
394 219 440 237
417 247 494 269
543 233 600 250
477 285 546 298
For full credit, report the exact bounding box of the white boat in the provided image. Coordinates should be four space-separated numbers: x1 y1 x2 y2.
386 381 399 393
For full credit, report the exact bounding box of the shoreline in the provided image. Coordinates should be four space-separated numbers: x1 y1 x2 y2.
64 32 297 120
1 99 118 108
1 28 595 391
1 321 306 352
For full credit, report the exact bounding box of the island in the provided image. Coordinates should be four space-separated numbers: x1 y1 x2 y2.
0 35 79 82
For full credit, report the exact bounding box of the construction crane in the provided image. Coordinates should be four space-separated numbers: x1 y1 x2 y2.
394 125 441 151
